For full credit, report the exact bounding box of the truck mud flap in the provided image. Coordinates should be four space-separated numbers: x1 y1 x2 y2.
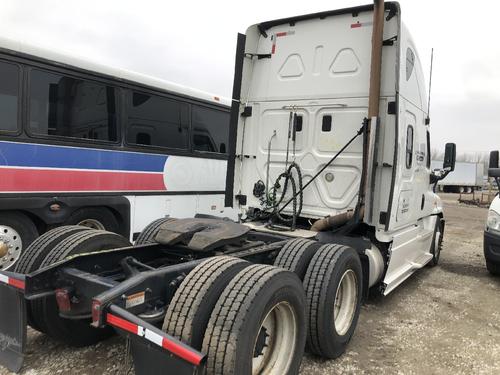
0 272 27 373
106 305 206 375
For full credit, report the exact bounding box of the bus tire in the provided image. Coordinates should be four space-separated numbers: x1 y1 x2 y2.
135 217 176 245
33 230 131 346
0 211 38 271
15 225 91 332
64 207 119 233
274 238 320 280
163 256 250 350
203 264 306 375
486 260 500 276
428 219 443 267
304 244 362 359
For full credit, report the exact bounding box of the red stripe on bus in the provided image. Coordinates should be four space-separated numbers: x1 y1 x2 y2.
276 32 288 37
106 313 139 335
162 337 203 366
0 168 166 192
351 23 362 28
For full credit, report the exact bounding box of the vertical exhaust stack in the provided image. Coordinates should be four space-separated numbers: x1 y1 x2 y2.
368 0 386 120
359 0 385 223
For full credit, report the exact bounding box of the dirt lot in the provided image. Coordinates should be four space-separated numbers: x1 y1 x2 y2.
2 193 499 375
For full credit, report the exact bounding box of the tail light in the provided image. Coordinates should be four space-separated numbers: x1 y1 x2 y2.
55 288 71 312
92 299 102 326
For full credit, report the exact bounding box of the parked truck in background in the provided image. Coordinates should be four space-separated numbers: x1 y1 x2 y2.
431 160 484 193
485 151 500 275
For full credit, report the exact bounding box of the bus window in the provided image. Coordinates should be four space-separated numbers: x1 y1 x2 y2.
0 61 20 133
192 105 229 153
29 69 117 142
127 92 189 150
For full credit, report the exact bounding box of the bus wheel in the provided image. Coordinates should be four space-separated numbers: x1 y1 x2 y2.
274 238 320 280
0 211 38 271
163 256 250 350
32 230 131 346
304 244 362 359
135 217 177 245
64 207 119 233
203 265 306 375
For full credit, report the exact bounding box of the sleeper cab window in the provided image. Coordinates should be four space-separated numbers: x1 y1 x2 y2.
29 69 118 142
406 47 415 81
192 105 230 154
406 125 414 169
0 60 20 133
127 91 189 150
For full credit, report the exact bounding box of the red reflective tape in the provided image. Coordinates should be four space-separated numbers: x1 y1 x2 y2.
106 313 138 335
276 32 287 37
9 278 25 290
351 23 362 28
271 44 276 54
162 337 203 366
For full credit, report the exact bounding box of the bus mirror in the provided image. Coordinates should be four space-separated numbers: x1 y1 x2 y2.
443 143 456 171
489 150 500 177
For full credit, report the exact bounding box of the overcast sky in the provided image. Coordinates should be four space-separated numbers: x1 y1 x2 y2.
1 0 498 154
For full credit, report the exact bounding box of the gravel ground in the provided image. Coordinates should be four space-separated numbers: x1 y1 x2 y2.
1 193 499 374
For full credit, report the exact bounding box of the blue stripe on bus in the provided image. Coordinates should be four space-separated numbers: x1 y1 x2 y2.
0 141 167 172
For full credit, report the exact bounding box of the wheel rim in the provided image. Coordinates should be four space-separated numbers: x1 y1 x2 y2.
334 269 358 336
252 302 297 374
0 225 23 270
77 219 105 230
434 228 442 259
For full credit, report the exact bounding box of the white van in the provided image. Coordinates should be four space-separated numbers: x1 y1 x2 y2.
485 151 500 275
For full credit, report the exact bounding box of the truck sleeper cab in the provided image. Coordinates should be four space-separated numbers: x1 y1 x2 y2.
0 2 456 374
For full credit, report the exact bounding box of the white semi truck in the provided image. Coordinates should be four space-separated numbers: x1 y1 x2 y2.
0 2 456 374
485 151 500 275
431 160 484 193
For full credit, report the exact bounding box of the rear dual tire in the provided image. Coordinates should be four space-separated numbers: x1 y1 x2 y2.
27 228 131 346
15 225 91 332
304 244 363 359
163 258 307 374
135 217 176 245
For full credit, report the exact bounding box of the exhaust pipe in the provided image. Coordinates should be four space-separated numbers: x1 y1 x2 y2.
311 206 365 232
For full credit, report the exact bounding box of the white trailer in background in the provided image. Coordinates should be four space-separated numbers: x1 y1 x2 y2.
431 160 484 193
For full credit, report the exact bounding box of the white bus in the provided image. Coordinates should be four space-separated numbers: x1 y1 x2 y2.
0 37 231 270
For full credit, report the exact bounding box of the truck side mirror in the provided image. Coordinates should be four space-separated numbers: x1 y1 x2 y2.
443 143 456 171
489 150 500 178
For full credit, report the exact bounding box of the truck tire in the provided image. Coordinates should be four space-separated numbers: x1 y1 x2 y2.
14 225 91 332
64 207 119 233
274 238 320 280
429 219 443 267
135 217 176 245
0 211 38 271
304 244 362 359
163 256 250 350
33 230 131 346
486 260 500 276
15 226 90 274
203 264 306 375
